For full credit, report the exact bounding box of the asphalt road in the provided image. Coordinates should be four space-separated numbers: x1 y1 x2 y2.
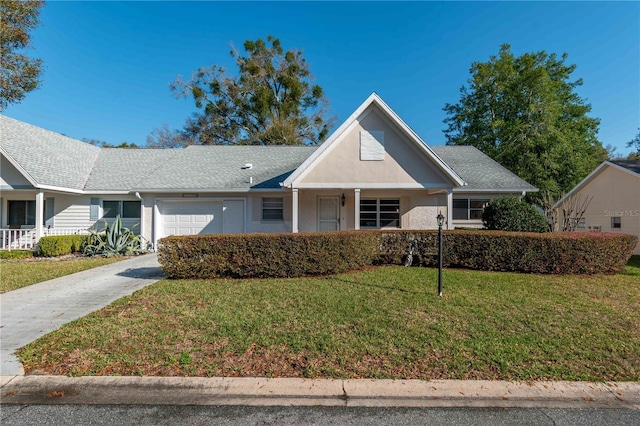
2 405 639 426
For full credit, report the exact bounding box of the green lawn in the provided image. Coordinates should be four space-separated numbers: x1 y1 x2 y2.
19 256 640 381
0 256 125 293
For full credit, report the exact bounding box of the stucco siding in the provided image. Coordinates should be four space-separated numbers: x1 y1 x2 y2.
566 166 640 254
299 107 451 187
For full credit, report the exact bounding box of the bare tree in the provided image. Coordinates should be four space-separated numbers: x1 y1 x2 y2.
544 192 593 232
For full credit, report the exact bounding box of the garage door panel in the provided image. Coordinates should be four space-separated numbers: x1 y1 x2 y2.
160 200 232 238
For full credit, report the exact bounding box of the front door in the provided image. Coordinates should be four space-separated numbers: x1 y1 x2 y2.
318 197 340 231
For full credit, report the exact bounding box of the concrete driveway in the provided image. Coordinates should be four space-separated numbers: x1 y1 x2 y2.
1 253 163 376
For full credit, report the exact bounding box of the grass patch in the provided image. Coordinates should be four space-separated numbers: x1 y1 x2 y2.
19 257 640 381
0 250 34 260
1 256 126 293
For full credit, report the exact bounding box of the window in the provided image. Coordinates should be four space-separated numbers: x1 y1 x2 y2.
360 199 400 228
570 218 586 229
8 200 35 226
103 200 141 219
262 198 283 221
453 198 489 220
611 216 621 229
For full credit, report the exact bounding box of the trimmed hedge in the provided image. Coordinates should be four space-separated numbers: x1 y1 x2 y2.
379 230 637 275
36 235 89 257
159 231 380 279
158 230 638 279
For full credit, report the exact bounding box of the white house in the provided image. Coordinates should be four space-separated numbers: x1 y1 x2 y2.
0 93 537 250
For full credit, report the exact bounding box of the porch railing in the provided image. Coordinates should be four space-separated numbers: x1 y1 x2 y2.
1 229 36 251
0 228 89 251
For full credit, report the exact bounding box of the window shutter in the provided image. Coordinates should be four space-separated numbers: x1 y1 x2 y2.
0 197 3 227
360 130 385 161
90 198 100 221
45 197 55 227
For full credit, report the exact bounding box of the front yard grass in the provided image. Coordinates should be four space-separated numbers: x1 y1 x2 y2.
19 256 640 381
1 256 125 293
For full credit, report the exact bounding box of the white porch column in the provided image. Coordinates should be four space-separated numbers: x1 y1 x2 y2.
446 189 453 230
354 189 361 230
35 190 44 241
292 188 299 233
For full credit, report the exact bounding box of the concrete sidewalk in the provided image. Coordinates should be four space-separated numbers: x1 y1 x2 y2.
1 376 639 408
0 253 163 376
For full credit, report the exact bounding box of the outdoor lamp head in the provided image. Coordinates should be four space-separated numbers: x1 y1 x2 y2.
437 212 444 227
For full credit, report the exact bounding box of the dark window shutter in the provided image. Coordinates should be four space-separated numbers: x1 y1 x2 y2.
90 198 100 221
45 197 55 227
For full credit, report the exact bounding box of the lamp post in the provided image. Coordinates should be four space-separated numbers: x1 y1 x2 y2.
436 212 444 297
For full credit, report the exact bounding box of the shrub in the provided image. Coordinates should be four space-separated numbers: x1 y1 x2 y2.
36 235 88 257
0 250 34 260
158 230 637 278
159 231 380 279
483 197 548 233
379 230 637 274
84 215 145 257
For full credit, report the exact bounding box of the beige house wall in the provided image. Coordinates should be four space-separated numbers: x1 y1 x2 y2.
561 166 640 254
299 107 451 187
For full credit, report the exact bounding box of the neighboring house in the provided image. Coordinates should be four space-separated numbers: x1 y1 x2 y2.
0 93 537 250
554 160 640 255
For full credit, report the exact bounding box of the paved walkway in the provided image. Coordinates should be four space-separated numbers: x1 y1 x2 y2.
0 253 163 376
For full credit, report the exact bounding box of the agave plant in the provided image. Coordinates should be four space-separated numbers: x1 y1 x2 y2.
84 215 145 257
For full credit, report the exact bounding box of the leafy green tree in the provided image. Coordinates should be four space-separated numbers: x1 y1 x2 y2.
0 0 44 111
626 129 640 160
482 197 548 233
163 35 331 146
443 44 605 198
82 138 139 148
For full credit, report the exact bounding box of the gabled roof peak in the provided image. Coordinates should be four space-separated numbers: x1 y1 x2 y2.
282 92 465 188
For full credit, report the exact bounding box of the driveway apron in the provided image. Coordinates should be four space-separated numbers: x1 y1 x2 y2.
1 253 163 376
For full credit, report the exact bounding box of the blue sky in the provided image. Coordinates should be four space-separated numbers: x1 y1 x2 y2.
5 1 639 156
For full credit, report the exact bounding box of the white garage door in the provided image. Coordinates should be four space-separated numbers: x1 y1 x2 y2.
160 201 223 238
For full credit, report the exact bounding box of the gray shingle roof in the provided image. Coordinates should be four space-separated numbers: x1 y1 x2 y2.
133 145 317 191
431 145 538 192
2 116 536 193
1 115 100 190
611 160 640 175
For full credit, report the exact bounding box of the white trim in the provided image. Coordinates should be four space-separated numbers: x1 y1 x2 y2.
35 191 44 241
354 189 361 230
447 189 453 230
292 189 299 233
553 161 640 208
292 182 453 189
0 147 38 187
451 188 538 193
282 93 465 188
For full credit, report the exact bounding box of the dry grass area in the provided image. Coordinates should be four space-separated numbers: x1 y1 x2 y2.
1 255 125 293
19 256 640 381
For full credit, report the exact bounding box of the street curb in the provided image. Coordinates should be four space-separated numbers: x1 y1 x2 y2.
1 376 639 408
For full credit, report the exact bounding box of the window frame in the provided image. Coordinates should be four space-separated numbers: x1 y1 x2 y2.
359 198 400 229
611 216 622 229
8 200 36 226
452 198 489 221
102 200 141 219
262 197 284 221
